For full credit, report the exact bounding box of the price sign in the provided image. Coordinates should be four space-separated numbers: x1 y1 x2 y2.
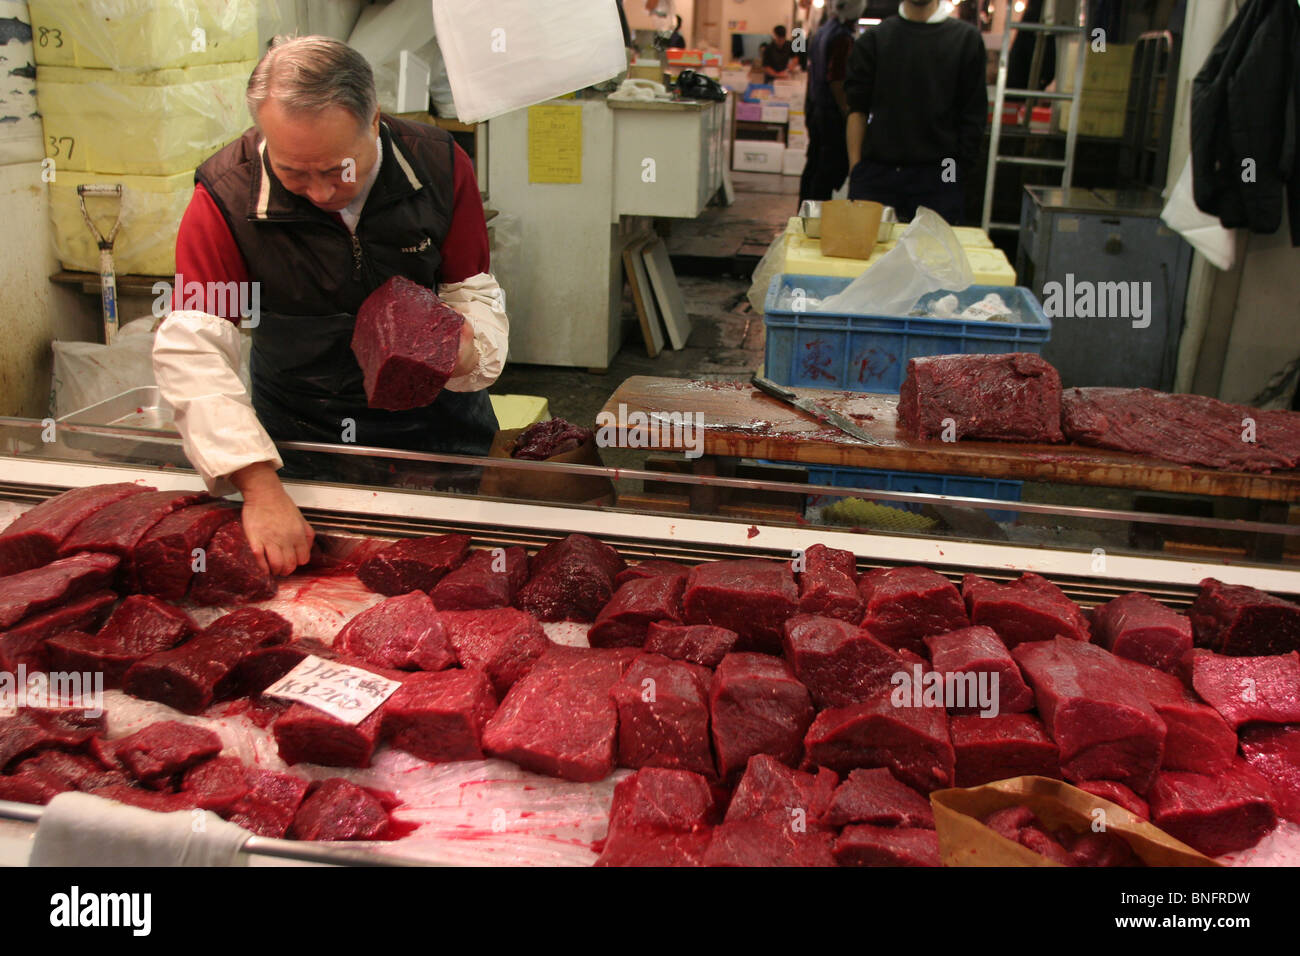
264 656 400 725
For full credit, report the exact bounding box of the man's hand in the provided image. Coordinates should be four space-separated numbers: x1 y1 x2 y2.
451 321 478 378
230 461 314 577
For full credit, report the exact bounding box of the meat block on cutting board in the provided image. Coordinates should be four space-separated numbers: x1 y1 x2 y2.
0 709 104 772
1182 649 1300 729
0 483 150 576
796 544 862 623
357 533 471 596
188 521 276 606
1111 655 1237 774
1239 724 1300 824
857 566 968 657
709 652 815 781
589 571 687 648
0 552 120 630
59 490 205 560
1189 579 1300 656
702 816 836 867
782 613 907 709
46 594 198 687
437 607 551 695
351 275 464 411
110 721 223 789
1147 762 1278 857
897 352 1064 443
381 666 497 763
949 712 1060 787
820 767 934 829
963 572 1091 648
833 825 941 867
515 533 626 623
1013 637 1166 792
1090 592 1193 673
724 753 837 824
132 500 238 597
0 591 116 673
683 558 799 654
924 625 1035 714
430 545 528 610
643 622 738 669
291 778 393 841
333 590 456 671
610 652 713 776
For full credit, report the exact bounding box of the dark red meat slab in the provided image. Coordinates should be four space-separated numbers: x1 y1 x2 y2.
112 721 222 788
1182 649 1300 730
781 613 906 709
604 767 716 836
1239 724 1300 824
16 750 127 792
214 638 336 700
897 352 1064 442
46 595 198 688
438 607 551 695
224 766 310 838
610 653 714 776
0 590 116 672
683 558 798 654
1189 579 1300 656
589 572 687 648
334 590 455 671
950 712 1060 787
0 708 105 771
803 689 955 792
430 546 528 610
515 534 626 623
274 703 387 769
89 785 197 814
181 756 254 814
0 552 120 629
1147 762 1278 856
614 559 687 589
356 534 471 596
58 490 205 560
857 566 968 657
833 825 940 867
381 666 497 762
188 521 276 606
1065 828 1144 867
482 646 636 782
1091 592 1193 672
0 483 150 576
708 652 815 782
594 828 711 867
351 275 464 411
724 753 837 823
796 544 862 623
702 816 836 867
643 622 738 669
511 417 593 460
133 501 238 598
1013 637 1165 792
963 572 1090 648
291 777 393 841
820 767 935 829
923 625 1035 713
1075 780 1150 821
0 769 68 805
1111 655 1237 774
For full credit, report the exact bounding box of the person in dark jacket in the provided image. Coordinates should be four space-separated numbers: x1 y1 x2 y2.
761 25 794 79
799 0 866 202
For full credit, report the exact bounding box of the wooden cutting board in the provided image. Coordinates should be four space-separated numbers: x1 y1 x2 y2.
600 376 1300 503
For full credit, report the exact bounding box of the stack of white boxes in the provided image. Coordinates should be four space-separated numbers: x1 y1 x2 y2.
773 79 805 177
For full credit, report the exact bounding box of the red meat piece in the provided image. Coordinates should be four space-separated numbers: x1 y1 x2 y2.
1091 592 1193 673
274 702 387 769
683 558 799 654
642 622 738 669
380 667 497 762
1064 828 1144 867
1189 579 1300 656
0 552 120 629
781 613 907 709
589 572 687 648
604 767 717 836
833 825 941 867
1013 637 1166 793
58 490 205 560
1182 649 1300 730
1239 724 1300 824
215 638 336 699
132 501 239 598
224 766 310 838
46 595 198 688
897 352 1064 443
16 750 127 792
356 534 471 596
511 417 593 460
515 534 626 623
438 607 551 695
724 753 837 823
482 646 636 781
0 483 150 576
923 625 1035 713
1075 780 1150 820
0 769 69 805
614 560 688 589
0 708 105 771
1111 655 1237 774
702 817 836 867
857 566 968 657
351 275 464 412
1148 762 1278 857
334 591 455 671
950 712 1060 787
430 546 529 610
188 521 276 606
290 778 393 841
0 590 116 672
90 785 197 814
709 652 815 782
796 544 862 623
112 721 222 788
610 653 713 776
820 767 935 829
963 572 1091 648
594 829 711 867
181 756 254 813
803 689 955 792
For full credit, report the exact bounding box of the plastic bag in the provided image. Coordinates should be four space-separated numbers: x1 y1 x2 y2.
52 317 159 418
746 232 787 315
816 207 973 316
1161 155 1236 271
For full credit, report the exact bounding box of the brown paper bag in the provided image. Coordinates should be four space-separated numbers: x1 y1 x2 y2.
931 775 1219 867
820 199 884 259
478 428 615 505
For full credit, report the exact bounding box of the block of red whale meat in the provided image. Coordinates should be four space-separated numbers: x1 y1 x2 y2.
643 622 738 669
614 560 688 589
357 534 470 595
610 653 713 776
923 625 1035 713
291 778 393 841
59 490 205 560
820 767 935 829
724 753 837 823
796 544 862 623
0 483 150 576
963 572 1090 648
15 750 126 793
1239 724 1300 824
709 652 814 782
1147 761 1278 856
511 417 593 460
274 702 387 769
1181 648 1300 730
1075 780 1150 821
950 712 1060 787
1091 591 1193 673
683 558 799 654
437 607 551 695
593 829 712 867
833 825 941 867
589 572 687 648
112 721 222 788
0 768 70 805
604 767 716 837
1189 578 1300 656
857 566 968 657
334 590 455 671
182 758 309 838
351 275 464 412
897 351 1064 443
430 546 529 610
380 666 497 762
781 613 906 709
188 521 276 606
1111 654 1237 774
702 816 836 867
46 594 198 687
132 500 239 597
0 708 105 772
0 590 116 673
0 552 120 629
515 534 625 623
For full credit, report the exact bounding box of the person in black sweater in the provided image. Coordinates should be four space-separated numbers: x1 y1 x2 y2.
761 25 794 79
844 0 987 223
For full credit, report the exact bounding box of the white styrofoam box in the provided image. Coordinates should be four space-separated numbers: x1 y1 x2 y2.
771 80 800 100
733 139 784 173
27 0 258 70
787 129 808 151
720 69 750 91
37 61 253 176
432 0 626 123
787 110 806 133
760 104 789 124
50 168 195 275
782 147 805 177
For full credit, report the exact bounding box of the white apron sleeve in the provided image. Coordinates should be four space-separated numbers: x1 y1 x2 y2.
152 310 282 496
438 272 510 393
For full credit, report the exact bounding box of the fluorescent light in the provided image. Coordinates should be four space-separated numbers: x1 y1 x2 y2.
813 0 825 7
858 18 882 25
1014 1 1026 10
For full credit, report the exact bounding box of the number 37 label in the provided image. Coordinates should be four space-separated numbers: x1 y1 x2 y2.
265 656 401 725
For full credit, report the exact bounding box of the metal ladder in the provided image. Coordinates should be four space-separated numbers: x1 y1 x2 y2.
980 7 1088 232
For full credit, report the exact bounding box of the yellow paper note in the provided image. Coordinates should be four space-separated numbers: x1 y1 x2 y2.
528 104 583 184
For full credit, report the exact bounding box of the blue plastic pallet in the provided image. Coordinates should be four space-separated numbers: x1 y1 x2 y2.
763 274 1051 393
803 464 1024 524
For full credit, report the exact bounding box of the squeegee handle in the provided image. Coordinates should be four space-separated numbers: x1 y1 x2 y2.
98 244 118 346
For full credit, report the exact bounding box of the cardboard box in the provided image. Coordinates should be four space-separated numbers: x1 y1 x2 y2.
665 48 704 66
736 101 763 122
1059 43 1135 94
733 139 785 173
782 147 805 177
760 104 789 124
820 199 884 259
1058 89 1128 137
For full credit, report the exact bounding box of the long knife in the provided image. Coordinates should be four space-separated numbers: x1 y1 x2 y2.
750 374 882 445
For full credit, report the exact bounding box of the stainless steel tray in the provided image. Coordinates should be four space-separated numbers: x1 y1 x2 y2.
60 385 176 432
56 386 187 466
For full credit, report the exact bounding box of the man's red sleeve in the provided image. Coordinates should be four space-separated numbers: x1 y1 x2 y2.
173 183 249 320
439 142 491 284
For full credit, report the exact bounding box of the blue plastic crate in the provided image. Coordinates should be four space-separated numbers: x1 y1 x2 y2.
763 274 1051 393
803 464 1024 524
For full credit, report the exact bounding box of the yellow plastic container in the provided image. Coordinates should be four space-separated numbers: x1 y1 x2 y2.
489 395 551 431
37 61 254 176
28 0 258 70
50 169 195 276
782 232 1016 285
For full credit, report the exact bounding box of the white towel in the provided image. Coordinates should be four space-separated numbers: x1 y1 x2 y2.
31 792 251 867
